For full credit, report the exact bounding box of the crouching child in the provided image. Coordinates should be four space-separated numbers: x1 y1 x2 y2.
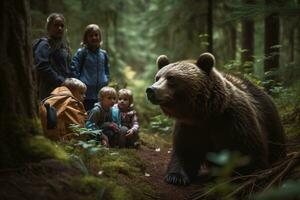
86 86 121 147
39 78 87 141
112 89 139 148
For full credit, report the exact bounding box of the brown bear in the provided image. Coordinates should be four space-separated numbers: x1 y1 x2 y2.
146 53 286 186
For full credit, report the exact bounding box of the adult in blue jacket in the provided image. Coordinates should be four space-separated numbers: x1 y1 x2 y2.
70 24 109 111
34 13 72 100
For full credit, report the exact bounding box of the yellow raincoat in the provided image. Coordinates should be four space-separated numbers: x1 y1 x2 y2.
39 86 87 141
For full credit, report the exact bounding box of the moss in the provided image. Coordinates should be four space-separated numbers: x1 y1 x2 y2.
0 116 44 167
68 147 155 200
111 185 132 200
90 148 144 178
73 176 104 193
14 116 42 136
26 135 69 161
101 160 140 178
71 176 134 200
139 132 171 149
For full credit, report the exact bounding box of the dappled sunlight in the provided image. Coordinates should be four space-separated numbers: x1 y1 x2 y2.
123 66 136 80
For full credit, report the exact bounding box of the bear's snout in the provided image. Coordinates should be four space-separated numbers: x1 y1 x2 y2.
146 86 158 104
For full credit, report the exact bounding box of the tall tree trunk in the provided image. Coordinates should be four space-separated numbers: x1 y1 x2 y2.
241 0 255 72
0 0 38 168
207 0 213 53
229 24 237 60
294 0 300 68
30 0 50 14
288 27 295 63
264 0 280 79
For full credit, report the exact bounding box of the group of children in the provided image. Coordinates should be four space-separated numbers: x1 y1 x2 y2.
35 13 139 148
86 87 139 148
40 79 139 148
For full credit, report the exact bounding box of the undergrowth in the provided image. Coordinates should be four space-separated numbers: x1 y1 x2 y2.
59 126 155 200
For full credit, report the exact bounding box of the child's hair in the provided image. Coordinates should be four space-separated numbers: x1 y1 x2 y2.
62 78 87 93
118 89 133 105
81 24 103 47
98 86 117 101
46 13 65 32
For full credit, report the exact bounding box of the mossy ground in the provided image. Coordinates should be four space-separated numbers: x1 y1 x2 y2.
0 130 173 200
58 131 169 200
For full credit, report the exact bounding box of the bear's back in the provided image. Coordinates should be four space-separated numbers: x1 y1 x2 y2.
224 74 286 163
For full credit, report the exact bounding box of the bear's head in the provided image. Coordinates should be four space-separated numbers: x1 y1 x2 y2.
146 53 217 123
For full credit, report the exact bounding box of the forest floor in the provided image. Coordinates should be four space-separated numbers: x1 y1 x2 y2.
136 144 208 200
0 144 202 200
136 134 300 200
1 133 299 200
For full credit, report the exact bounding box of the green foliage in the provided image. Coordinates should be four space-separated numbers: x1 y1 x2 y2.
193 151 250 200
274 81 300 137
149 115 173 134
64 124 108 173
207 150 250 178
254 180 300 200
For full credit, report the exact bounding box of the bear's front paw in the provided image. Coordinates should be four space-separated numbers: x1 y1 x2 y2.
164 171 190 186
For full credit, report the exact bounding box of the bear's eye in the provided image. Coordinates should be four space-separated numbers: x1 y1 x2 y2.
167 76 176 85
155 76 160 82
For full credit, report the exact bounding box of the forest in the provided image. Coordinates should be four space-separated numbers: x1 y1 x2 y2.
1 0 300 199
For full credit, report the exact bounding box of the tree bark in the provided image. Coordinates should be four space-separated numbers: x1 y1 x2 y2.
264 0 280 77
0 0 38 168
241 0 255 72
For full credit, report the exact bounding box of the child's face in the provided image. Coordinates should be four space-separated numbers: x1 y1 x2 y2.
73 88 86 102
118 94 130 111
101 94 117 110
48 17 65 39
87 30 100 49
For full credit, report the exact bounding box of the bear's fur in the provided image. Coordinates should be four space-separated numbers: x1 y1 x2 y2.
146 53 286 185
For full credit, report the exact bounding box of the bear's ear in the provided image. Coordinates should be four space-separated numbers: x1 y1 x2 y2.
156 55 170 70
196 52 215 73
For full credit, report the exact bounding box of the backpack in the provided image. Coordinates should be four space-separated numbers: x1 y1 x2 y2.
40 94 60 130
32 37 48 58
32 37 50 73
44 102 57 129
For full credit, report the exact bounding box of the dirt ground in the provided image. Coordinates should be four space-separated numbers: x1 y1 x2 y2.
137 146 204 200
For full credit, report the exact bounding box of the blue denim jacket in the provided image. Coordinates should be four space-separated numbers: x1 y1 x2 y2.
70 47 109 100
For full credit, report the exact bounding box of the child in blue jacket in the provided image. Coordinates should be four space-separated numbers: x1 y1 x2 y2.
70 24 110 111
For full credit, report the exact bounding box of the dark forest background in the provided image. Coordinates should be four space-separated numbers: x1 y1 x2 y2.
30 0 300 129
